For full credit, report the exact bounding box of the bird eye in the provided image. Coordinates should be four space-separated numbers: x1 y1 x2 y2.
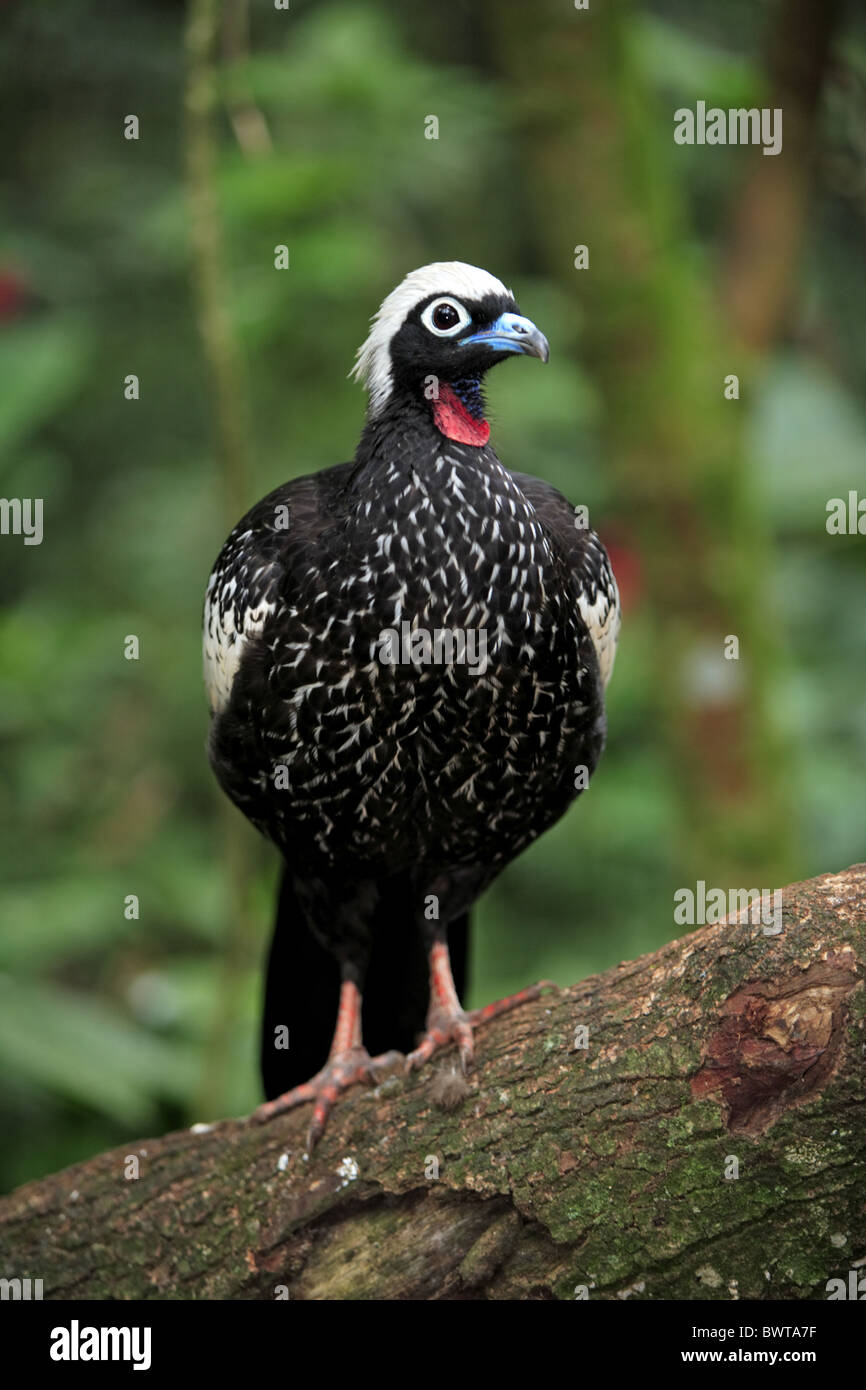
421 297 471 337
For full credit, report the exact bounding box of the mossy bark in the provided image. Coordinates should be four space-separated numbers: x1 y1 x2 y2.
1 865 864 1300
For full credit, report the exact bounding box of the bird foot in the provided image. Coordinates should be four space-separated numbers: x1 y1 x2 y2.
406 980 557 1073
252 1046 403 1151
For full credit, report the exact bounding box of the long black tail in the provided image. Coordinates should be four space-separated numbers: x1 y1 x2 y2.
260 868 469 1099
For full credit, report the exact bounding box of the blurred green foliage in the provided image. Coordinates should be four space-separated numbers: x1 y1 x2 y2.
0 0 864 1191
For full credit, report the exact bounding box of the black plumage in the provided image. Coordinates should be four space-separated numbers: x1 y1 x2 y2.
203 262 619 1147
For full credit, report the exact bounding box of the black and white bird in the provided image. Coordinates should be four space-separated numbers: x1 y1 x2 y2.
203 262 620 1148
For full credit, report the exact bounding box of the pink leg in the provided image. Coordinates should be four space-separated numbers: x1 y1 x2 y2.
253 980 401 1150
406 940 556 1072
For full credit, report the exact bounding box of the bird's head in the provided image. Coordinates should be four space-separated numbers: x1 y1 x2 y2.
351 262 549 447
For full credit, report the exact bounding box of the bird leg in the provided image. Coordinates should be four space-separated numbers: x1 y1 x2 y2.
406 939 555 1073
253 979 402 1150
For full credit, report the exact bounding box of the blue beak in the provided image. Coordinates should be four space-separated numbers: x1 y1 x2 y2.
459 312 550 363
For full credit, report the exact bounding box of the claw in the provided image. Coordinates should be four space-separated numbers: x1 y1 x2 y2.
252 977 404 1149
253 1045 403 1151
406 1012 474 1073
251 968 557 1150
406 978 557 1075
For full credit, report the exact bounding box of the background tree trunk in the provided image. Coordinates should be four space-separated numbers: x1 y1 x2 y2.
1 865 864 1301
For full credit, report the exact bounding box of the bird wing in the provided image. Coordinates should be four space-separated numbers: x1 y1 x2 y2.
202 464 352 717
512 472 621 689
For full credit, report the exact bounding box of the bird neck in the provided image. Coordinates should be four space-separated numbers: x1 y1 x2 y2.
358 378 491 463
431 380 490 447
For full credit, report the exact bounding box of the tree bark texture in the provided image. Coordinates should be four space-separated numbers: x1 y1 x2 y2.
1 865 864 1300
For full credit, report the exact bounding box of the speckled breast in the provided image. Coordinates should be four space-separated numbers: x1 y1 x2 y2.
220 443 606 876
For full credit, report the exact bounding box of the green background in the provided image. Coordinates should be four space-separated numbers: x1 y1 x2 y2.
1 0 864 1191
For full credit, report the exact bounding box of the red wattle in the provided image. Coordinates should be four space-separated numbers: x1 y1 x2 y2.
432 385 490 447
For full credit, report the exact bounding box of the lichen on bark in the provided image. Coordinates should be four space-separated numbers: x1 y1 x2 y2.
1 865 864 1300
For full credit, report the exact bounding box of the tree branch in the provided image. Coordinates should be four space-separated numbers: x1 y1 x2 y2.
2 866 864 1300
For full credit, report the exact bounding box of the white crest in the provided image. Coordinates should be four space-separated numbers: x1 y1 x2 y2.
351 261 511 416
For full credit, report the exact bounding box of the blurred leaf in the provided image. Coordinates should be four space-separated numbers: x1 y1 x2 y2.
0 318 92 460
0 976 199 1125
